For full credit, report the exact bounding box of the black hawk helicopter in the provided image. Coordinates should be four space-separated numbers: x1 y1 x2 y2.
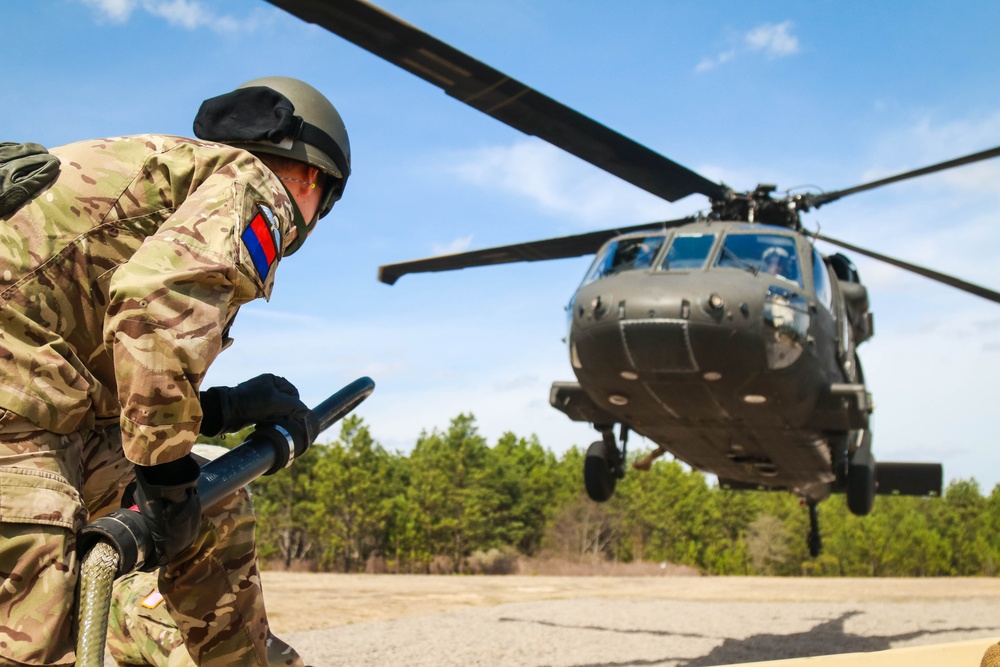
267 0 1000 555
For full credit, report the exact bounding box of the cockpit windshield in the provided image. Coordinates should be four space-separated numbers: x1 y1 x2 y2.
715 233 802 286
583 235 665 284
659 233 716 270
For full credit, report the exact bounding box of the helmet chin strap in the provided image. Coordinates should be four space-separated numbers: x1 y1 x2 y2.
279 182 311 257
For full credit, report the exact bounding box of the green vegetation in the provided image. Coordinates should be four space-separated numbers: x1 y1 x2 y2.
203 415 1000 576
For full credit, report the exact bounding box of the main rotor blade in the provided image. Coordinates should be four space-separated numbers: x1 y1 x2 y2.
379 218 695 285
814 233 1000 305
267 0 729 203
809 145 1000 208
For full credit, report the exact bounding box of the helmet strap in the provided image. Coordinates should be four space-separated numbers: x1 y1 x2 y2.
279 182 311 257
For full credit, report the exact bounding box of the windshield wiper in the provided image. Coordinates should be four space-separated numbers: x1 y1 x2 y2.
721 245 759 276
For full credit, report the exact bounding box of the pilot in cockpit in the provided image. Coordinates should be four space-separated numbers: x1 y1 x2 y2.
762 246 793 280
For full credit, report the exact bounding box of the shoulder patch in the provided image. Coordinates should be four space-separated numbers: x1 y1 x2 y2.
241 202 281 280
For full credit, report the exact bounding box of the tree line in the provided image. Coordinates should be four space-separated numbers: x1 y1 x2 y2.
201 414 1000 576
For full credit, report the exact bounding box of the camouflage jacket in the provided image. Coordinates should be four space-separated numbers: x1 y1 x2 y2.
0 135 298 465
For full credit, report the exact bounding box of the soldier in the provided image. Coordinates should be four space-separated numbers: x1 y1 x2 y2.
0 76 349 666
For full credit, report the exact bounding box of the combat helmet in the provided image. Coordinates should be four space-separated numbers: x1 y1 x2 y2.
193 76 351 221
762 246 790 266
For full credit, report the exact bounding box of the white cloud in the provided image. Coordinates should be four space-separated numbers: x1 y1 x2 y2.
696 21 800 72
745 22 800 57
695 50 736 73
445 139 681 227
82 0 248 32
431 235 474 255
82 0 135 22
144 0 238 31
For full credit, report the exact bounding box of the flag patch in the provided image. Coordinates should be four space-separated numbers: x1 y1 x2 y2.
141 589 164 609
242 203 280 280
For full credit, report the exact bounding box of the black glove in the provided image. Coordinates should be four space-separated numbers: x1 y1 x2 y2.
133 454 202 571
199 373 310 436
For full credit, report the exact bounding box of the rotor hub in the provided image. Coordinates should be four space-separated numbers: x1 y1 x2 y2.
709 184 803 229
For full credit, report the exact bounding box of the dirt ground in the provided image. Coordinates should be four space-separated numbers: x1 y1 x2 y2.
256 573 1000 666
260 572 1000 633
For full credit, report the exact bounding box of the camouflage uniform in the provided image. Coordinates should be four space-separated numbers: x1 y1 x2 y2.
0 135 304 666
107 569 199 667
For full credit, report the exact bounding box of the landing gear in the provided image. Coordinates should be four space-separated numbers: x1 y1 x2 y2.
846 430 876 516
584 440 618 502
584 425 628 502
806 502 822 558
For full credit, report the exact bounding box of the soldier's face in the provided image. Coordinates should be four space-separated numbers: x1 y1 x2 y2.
287 166 325 229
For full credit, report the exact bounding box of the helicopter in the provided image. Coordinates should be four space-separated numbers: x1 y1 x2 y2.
266 0 1000 555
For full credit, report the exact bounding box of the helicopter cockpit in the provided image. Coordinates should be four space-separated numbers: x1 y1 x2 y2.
715 232 803 287
583 234 666 284
583 231 724 286
661 233 717 270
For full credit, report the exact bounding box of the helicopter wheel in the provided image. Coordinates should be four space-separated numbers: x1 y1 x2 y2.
584 440 618 502
847 430 876 516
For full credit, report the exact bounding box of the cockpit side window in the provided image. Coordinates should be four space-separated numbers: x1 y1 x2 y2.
714 233 803 287
659 234 716 270
813 248 834 311
583 235 665 284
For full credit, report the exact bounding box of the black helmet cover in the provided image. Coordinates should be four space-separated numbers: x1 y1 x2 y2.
193 86 350 183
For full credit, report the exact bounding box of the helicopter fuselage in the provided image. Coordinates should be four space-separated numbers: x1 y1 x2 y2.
553 220 871 502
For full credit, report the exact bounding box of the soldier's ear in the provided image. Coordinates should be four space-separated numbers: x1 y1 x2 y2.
306 166 322 190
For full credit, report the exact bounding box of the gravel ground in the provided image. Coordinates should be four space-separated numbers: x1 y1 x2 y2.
265 575 1000 666
280 599 1000 666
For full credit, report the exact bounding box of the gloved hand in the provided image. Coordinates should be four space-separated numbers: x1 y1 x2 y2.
199 373 310 437
133 454 202 571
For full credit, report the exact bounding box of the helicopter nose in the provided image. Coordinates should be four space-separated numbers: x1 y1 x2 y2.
571 305 701 382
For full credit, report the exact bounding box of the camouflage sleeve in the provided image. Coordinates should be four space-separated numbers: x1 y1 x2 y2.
105 156 286 466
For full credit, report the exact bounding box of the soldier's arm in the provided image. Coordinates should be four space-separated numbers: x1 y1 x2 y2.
105 157 291 467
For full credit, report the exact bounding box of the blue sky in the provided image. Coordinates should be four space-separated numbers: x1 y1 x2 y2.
5 0 1000 491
